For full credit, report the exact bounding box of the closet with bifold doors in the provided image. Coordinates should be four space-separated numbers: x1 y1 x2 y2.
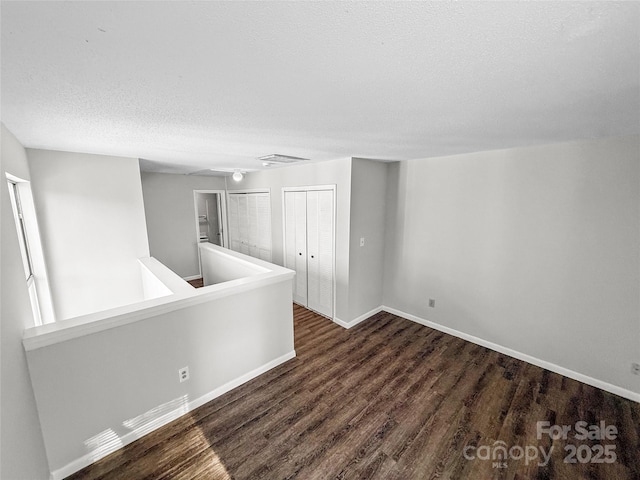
283 186 335 318
227 190 272 262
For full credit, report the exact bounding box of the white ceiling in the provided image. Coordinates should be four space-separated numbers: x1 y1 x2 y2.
2 1 639 174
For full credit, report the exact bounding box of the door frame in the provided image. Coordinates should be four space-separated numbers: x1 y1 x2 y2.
282 185 337 320
193 190 228 278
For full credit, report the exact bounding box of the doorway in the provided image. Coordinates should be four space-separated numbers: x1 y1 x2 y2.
194 191 226 246
195 192 223 246
193 190 228 277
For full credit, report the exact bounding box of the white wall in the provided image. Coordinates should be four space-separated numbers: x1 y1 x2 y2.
27 149 150 320
383 135 640 395
200 243 267 285
0 124 50 479
26 278 294 476
348 158 388 320
141 172 226 278
236 158 353 321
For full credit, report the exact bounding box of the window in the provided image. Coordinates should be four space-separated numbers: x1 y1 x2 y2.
7 178 43 325
8 180 34 278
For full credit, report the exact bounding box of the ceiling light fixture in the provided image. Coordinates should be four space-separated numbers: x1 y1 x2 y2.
232 169 243 182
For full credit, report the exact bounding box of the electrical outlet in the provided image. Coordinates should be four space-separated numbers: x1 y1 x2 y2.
632 363 640 375
429 299 436 308
178 366 190 383
360 237 365 247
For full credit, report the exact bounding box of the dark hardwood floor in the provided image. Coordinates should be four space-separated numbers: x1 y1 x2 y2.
187 278 204 288
67 305 640 479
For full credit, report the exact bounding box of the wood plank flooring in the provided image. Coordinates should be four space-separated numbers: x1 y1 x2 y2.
67 305 640 479
187 278 204 288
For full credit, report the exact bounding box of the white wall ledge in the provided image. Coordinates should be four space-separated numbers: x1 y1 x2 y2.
25 242 296 476
199 242 272 275
139 256 195 295
23 248 294 351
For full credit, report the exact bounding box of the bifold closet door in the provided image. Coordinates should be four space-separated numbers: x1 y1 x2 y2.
284 189 334 318
284 191 308 306
227 192 272 261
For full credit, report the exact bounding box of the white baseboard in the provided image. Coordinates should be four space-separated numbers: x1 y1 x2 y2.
182 274 202 281
334 306 383 329
50 350 296 480
381 305 640 404
50 303 639 479
186 350 296 411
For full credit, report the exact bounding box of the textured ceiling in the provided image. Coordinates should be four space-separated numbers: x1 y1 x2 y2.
2 1 639 173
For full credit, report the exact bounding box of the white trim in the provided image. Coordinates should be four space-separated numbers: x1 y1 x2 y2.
333 306 383 329
186 350 295 410
182 275 202 282
5 172 26 183
331 188 337 323
381 305 640 404
49 350 296 480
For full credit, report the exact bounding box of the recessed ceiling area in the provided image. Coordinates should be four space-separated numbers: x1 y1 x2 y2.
1 1 639 174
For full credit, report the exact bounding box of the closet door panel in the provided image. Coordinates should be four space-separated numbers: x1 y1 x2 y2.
256 194 272 261
247 194 259 258
284 192 297 271
237 195 250 254
284 191 308 306
306 191 320 312
227 194 240 252
307 190 334 317
317 189 334 315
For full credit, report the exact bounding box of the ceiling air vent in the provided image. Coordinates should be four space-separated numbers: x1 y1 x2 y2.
187 167 254 176
258 154 309 167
